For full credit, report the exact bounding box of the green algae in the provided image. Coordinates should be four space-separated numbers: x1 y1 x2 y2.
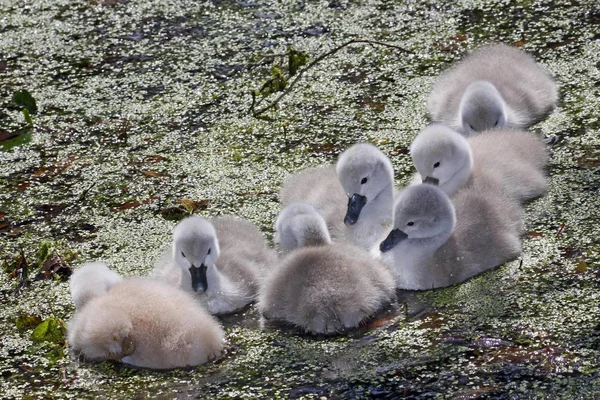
1 0 600 398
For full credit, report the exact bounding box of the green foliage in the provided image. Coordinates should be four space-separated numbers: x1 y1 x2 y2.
43 345 66 364
260 66 288 96
12 90 38 115
31 317 67 344
36 242 52 267
1 90 37 150
288 47 309 76
0 128 32 151
22 108 33 126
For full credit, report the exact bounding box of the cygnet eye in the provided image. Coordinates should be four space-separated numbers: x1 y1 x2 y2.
207 248 211 255
407 221 414 226
493 120 499 127
361 177 368 184
468 123 474 131
433 162 440 169
181 251 186 258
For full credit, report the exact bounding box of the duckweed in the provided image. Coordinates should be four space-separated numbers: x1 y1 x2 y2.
1 0 599 398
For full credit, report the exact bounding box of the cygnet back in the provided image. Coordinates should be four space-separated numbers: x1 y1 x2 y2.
259 242 396 334
211 216 278 296
469 128 549 202
279 165 347 239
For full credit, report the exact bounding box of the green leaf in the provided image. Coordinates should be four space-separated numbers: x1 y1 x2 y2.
44 345 65 364
23 108 33 126
259 66 288 96
288 47 309 76
31 318 66 344
0 128 32 151
12 90 38 115
36 242 52 268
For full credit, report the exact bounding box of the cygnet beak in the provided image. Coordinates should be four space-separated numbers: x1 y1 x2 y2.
189 264 208 292
344 194 367 225
379 228 408 252
422 176 440 186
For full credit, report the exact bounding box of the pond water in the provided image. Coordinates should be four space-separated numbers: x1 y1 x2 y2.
1 0 599 398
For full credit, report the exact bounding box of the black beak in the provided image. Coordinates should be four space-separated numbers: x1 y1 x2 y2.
422 176 439 186
379 229 408 252
189 264 208 292
344 194 367 225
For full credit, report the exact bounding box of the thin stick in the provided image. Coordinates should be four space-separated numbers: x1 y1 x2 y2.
555 221 566 238
251 39 413 117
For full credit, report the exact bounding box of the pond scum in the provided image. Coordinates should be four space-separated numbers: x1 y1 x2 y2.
1 0 599 398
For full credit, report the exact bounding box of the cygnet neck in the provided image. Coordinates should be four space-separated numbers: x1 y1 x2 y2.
360 181 394 224
440 148 473 196
390 228 453 263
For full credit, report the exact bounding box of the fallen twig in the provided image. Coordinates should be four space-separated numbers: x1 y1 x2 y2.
251 39 413 117
555 221 566 238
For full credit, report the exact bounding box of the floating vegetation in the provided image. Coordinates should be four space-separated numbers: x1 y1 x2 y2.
0 0 599 398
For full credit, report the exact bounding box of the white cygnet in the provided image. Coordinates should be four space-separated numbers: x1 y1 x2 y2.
153 215 277 315
259 203 396 334
378 183 523 290
68 265 224 370
69 261 122 309
427 43 558 135
279 143 395 251
410 124 549 202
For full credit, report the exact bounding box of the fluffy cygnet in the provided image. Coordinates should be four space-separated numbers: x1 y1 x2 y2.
68 267 224 369
260 203 396 334
70 262 122 309
153 215 277 315
427 43 558 135
410 124 549 202
279 143 395 250
378 183 523 290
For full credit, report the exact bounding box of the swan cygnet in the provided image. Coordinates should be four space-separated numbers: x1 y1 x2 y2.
427 43 558 135
68 275 225 369
279 144 395 251
378 183 523 290
153 215 277 315
69 262 123 309
410 124 549 202
259 203 396 334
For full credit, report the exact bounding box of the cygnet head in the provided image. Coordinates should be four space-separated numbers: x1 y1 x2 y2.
459 81 507 135
69 305 136 362
70 262 123 309
172 216 221 293
275 203 332 251
380 184 456 252
336 143 394 225
410 124 472 187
